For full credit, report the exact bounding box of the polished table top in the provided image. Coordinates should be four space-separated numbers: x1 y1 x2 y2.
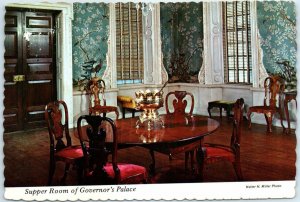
76 114 220 147
113 114 219 146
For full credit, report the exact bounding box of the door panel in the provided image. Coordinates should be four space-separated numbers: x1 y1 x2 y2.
4 11 23 132
23 11 56 130
4 10 57 132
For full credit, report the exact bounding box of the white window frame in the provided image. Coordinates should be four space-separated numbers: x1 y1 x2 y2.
104 3 165 89
202 1 265 88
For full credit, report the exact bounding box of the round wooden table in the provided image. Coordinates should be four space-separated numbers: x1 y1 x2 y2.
76 114 220 175
115 114 219 174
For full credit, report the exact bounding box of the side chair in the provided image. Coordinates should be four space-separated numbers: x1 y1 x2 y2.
197 98 245 181
87 77 119 118
77 115 148 184
147 91 197 173
247 75 285 133
45 100 84 185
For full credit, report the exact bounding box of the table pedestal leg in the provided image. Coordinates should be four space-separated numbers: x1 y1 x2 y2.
149 149 156 174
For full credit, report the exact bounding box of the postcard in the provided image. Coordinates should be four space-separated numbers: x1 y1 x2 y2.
1 0 298 201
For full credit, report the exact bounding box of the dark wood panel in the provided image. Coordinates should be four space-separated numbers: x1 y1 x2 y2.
25 32 52 58
4 84 18 108
26 74 53 80
28 63 51 73
5 15 18 27
4 9 57 132
4 32 18 57
4 63 17 81
4 10 23 132
26 16 52 28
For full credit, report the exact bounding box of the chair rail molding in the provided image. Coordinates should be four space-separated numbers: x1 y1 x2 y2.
6 2 74 127
203 1 224 85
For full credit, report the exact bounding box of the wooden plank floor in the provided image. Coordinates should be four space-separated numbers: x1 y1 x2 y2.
3 116 296 187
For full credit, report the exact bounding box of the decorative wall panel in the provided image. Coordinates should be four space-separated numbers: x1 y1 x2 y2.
257 1 296 90
160 2 203 83
72 3 109 87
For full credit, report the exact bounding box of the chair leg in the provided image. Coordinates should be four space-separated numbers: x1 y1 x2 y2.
190 150 195 173
60 163 71 185
264 112 273 133
122 108 126 119
76 159 84 185
278 110 286 131
185 151 189 172
196 147 204 181
247 111 252 129
48 157 55 186
233 161 243 181
207 106 212 118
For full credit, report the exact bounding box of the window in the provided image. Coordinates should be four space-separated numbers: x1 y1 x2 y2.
223 1 252 84
116 2 144 85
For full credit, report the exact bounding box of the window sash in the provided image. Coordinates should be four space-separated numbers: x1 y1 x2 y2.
223 1 252 84
116 2 144 83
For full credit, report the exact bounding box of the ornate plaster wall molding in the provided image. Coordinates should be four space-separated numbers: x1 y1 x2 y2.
103 3 116 89
250 0 268 88
203 2 224 85
143 8 154 83
257 34 269 88
144 3 164 85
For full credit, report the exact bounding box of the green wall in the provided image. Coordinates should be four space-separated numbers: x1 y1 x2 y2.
257 1 296 89
72 3 109 87
160 2 204 83
71 2 297 88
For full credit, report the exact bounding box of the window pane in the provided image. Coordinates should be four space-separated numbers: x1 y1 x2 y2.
223 1 252 84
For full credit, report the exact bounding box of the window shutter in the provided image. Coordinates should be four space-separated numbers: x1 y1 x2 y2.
223 1 252 84
116 3 144 84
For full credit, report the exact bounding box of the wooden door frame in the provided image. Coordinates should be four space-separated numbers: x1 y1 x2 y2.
5 2 74 128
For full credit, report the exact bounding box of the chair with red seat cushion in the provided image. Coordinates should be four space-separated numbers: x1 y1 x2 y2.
45 100 84 185
198 98 245 181
247 75 285 133
147 91 196 173
77 115 148 185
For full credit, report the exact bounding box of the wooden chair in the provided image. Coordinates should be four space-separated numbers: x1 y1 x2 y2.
45 100 84 185
77 115 148 184
198 98 245 181
87 77 119 118
148 91 196 173
247 75 285 133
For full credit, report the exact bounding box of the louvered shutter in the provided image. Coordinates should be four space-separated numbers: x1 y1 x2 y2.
116 2 144 84
223 1 252 84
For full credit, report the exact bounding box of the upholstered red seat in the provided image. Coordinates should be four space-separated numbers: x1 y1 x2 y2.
77 115 148 185
203 144 235 163
55 146 83 161
199 98 244 181
97 163 147 184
